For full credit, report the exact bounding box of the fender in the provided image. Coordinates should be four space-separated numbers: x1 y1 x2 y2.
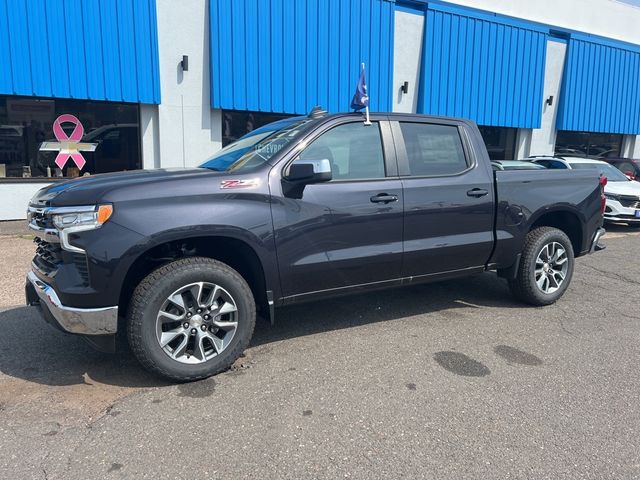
526 203 587 230
111 223 281 305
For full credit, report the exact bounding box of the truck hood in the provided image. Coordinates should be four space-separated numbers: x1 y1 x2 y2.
30 168 224 206
605 180 640 197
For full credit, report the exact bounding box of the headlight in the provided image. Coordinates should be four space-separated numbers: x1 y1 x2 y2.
52 205 113 230
50 205 113 254
604 193 619 201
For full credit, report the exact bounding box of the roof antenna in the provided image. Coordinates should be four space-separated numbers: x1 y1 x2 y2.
308 106 327 119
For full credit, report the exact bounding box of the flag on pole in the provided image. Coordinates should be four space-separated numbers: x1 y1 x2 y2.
350 63 370 112
351 63 371 125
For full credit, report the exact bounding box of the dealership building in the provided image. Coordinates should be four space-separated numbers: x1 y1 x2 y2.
2 0 640 220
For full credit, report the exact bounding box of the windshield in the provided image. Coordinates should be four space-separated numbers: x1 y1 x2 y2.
570 162 630 182
200 117 312 172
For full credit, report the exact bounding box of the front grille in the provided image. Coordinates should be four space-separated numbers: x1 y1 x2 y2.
29 207 54 229
33 236 62 276
29 207 90 284
618 195 640 209
32 237 90 283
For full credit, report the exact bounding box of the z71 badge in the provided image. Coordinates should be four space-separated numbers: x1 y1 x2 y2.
220 179 259 189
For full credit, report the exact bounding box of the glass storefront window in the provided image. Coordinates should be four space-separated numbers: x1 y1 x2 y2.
0 95 140 179
554 131 623 158
478 126 517 160
222 110 292 147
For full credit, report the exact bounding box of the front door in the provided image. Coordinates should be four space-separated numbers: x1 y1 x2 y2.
392 119 495 278
270 119 404 300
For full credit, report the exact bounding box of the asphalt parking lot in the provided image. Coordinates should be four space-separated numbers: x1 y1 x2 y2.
0 226 639 479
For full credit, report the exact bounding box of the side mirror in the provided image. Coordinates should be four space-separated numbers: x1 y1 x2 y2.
286 159 332 183
623 171 635 180
282 158 332 199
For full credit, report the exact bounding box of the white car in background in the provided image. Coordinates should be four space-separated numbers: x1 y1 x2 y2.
527 156 640 228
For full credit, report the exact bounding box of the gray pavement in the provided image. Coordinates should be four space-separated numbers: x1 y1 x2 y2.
0 229 639 479
0 219 30 237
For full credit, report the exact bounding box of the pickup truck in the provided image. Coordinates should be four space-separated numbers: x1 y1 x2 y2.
26 111 606 381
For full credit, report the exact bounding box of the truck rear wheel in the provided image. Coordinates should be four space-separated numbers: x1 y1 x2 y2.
508 227 575 306
127 257 256 382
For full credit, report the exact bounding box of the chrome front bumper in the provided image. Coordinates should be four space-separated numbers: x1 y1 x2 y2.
26 271 118 335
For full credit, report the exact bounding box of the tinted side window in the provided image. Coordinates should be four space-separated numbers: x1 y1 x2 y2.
548 161 567 169
618 161 635 174
400 122 468 176
298 122 385 180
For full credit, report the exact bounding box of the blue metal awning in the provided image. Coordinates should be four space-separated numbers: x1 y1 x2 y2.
557 33 640 134
416 2 547 129
210 0 395 114
0 0 161 104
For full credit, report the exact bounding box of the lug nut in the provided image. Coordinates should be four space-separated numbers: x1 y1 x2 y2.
204 314 210 320
183 322 189 329
186 312 192 318
197 308 202 313
200 325 207 331
190 328 197 335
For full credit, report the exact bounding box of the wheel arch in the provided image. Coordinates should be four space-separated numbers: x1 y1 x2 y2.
529 208 584 256
118 234 275 325
498 207 586 280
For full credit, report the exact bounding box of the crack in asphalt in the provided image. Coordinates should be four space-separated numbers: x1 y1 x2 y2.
581 264 640 286
552 301 578 336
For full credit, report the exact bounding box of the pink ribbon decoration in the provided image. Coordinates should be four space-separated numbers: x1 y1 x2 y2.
39 114 97 171
52 114 87 170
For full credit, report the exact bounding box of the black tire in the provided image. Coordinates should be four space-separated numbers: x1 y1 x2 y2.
628 223 640 229
508 227 575 306
127 257 256 382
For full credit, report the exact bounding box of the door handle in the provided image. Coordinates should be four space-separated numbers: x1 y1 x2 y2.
370 193 398 204
466 188 489 198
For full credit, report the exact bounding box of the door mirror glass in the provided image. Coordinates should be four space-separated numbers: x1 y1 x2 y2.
287 158 332 183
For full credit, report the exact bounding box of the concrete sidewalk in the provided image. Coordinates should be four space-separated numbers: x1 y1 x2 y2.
0 220 29 237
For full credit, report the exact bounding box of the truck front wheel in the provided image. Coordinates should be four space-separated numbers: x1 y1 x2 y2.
508 227 575 306
127 257 256 382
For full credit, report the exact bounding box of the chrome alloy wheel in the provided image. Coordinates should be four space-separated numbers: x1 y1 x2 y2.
534 242 569 294
155 282 238 364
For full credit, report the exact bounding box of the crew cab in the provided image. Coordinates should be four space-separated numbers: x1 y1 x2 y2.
26 111 606 381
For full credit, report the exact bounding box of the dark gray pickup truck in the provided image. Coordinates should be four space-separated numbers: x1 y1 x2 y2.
26 110 606 381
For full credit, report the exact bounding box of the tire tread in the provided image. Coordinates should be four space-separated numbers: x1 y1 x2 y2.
508 227 574 306
127 257 255 382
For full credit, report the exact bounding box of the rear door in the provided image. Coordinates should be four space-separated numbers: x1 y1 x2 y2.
392 119 495 278
270 117 404 300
